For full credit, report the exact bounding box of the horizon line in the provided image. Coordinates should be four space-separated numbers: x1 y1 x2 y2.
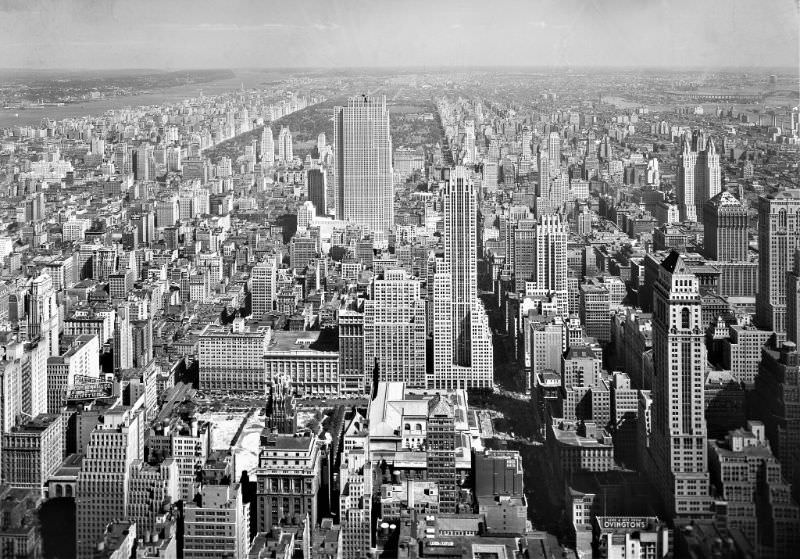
0 64 798 73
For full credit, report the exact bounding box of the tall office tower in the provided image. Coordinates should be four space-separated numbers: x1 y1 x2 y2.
646 252 711 518
462 119 476 164
334 95 394 232
90 137 105 156
290 235 317 270
537 147 551 196
254 433 322 532
156 195 179 228
677 134 721 222
528 316 565 387
135 144 153 182
521 126 532 160
445 166 477 366
677 138 698 222
1 413 62 494
513 219 537 291
127 458 178 538
432 167 493 390
598 135 612 160
647 156 661 187
703 191 748 261
166 146 182 172
148 416 211 501
708 421 800 558
427 395 458 513
723 324 774 385
76 405 144 559
113 302 132 372
0 346 24 434
113 143 129 174
542 172 569 214
548 131 561 164
753 339 800 493
788 250 800 344
363 270 427 388
21 339 48 419
756 190 800 337
28 272 58 357
307 168 327 216
131 211 155 247
532 214 568 311
488 138 500 160
184 483 250 559
251 258 277 319
46 333 99 413
260 126 275 163
339 450 372 559
278 126 293 163
338 308 365 395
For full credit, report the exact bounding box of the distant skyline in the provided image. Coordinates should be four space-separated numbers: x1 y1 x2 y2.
0 0 797 70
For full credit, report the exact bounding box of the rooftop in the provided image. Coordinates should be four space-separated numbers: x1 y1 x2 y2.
7 413 60 434
266 330 327 353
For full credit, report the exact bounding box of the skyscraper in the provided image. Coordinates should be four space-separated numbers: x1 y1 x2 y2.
134 144 153 182
645 251 711 518
445 166 477 367
113 302 133 372
537 147 551 197
427 395 458 513
306 168 327 216
363 269 427 388
521 126 532 160
513 219 537 291
534 214 569 312
184 483 250 559
76 405 144 558
677 134 721 222
787 250 800 344
278 126 293 163
703 190 748 262
251 258 276 319
260 126 275 164
756 189 800 337
547 131 561 164
334 95 394 232
432 166 493 390
28 272 58 357
462 119 476 164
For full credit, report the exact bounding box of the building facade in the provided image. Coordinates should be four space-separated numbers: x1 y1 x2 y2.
334 95 394 232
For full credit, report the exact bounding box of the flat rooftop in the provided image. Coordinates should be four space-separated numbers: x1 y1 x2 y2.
266 330 328 353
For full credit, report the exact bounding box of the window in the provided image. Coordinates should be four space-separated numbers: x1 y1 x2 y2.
681 308 691 330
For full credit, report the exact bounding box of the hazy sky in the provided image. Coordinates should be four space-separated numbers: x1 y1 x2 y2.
0 0 797 70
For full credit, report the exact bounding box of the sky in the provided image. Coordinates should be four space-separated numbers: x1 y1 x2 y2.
0 0 797 70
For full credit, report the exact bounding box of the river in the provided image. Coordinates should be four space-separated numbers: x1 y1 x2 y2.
0 70 270 129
